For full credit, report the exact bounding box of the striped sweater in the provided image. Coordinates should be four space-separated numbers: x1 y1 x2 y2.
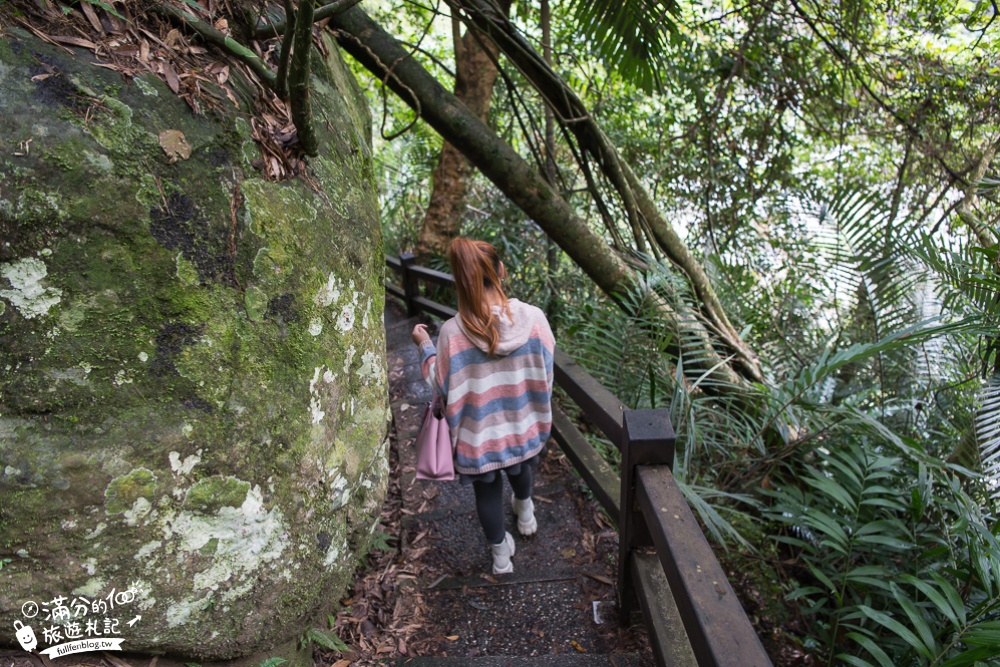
420 299 555 476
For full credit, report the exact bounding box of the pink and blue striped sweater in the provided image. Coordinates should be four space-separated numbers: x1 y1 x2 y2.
420 299 555 476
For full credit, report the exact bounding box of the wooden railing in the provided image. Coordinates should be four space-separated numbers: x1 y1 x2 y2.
386 253 773 667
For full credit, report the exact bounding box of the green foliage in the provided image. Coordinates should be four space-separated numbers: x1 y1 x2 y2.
765 444 1000 666
565 0 679 93
304 628 349 653
368 527 397 552
83 0 126 21
258 658 287 667
364 0 1000 661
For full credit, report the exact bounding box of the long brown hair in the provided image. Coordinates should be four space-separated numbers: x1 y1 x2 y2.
448 238 511 356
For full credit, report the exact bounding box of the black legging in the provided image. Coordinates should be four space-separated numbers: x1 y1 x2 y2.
473 465 534 545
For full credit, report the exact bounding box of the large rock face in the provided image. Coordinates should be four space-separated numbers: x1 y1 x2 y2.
0 29 389 660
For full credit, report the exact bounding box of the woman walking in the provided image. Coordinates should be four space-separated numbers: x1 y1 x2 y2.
412 238 555 574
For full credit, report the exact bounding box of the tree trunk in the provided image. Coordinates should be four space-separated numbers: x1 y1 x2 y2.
541 0 561 325
329 6 754 394
415 2 511 261
442 0 763 383
956 137 999 248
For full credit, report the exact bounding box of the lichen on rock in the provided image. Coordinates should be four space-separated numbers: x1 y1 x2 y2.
0 29 388 662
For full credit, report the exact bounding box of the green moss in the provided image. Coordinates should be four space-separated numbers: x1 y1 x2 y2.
88 97 155 159
244 286 268 321
184 476 251 512
105 468 157 514
176 253 200 285
1 26 389 661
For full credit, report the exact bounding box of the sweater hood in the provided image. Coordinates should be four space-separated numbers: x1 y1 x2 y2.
455 298 538 356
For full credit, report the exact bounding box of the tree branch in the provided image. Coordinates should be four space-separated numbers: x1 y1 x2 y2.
788 0 967 186
956 137 1000 247
444 0 763 382
255 0 363 39
328 5 758 393
275 0 296 99
288 0 318 156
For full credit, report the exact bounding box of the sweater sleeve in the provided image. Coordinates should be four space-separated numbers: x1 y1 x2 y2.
419 334 448 398
539 314 556 397
419 339 438 394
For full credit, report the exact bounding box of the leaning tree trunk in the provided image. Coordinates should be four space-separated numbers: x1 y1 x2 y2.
415 2 511 261
329 6 758 398
443 0 762 383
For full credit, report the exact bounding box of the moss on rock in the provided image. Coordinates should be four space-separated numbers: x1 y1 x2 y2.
0 30 388 662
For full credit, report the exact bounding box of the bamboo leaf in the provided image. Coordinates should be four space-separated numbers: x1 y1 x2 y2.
891 583 938 658
936 645 1000 667
844 631 896 667
858 605 934 660
804 473 858 511
899 574 961 629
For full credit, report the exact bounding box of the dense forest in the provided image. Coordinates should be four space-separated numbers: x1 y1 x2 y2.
360 0 1000 664
2 0 999 664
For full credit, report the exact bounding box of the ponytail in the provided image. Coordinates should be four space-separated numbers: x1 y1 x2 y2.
448 238 511 356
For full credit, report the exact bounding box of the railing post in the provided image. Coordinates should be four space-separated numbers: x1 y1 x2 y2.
399 251 418 317
618 408 675 624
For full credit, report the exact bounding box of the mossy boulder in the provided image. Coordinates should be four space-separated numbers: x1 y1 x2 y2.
0 29 389 662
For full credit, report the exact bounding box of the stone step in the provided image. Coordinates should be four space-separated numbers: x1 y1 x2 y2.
394 654 648 666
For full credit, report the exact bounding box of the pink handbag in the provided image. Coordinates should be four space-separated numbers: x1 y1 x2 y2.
415 396 455 481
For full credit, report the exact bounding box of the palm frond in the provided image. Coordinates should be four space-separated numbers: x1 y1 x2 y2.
977 372 1000 505
566 0 679 93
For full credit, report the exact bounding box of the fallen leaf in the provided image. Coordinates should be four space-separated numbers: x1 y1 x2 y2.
331 661 350 667
80 0 104 34
585 572 614 585
161 62 180 94
445 635 459 641
31 73 52 82
158 129 192 162
165 28 183 48
51 35 97 49
571 640 586 652
561 547 577 558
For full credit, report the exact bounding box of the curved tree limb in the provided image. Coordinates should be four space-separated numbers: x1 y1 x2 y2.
956 137 1000 248
443 0 763 382
328 5 755 394
255 0 363 39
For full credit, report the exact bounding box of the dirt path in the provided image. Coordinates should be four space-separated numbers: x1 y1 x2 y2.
325 301 654 665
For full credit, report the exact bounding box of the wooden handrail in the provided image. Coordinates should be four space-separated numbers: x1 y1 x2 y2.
384 254 773 667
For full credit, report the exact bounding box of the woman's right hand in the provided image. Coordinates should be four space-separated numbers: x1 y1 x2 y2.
412 323 430 346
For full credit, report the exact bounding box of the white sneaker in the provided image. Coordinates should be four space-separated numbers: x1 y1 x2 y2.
511 492 537 536
491 531 515 574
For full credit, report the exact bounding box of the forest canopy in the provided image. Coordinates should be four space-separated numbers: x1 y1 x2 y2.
2 0 999 663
